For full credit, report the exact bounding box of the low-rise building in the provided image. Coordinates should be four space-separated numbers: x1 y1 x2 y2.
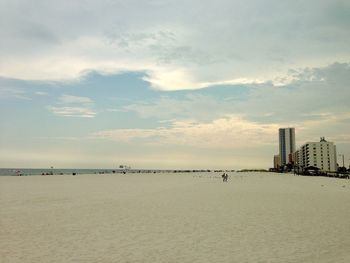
273 154 280 169
295 137 337 172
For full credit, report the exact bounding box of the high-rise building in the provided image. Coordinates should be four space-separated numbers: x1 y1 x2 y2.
295 137 337 172
279 128 296 166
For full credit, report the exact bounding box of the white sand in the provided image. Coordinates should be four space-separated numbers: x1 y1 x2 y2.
1 172 350 263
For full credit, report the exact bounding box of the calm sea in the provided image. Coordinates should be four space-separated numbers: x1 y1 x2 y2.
0 168 214 176
0 168 129 176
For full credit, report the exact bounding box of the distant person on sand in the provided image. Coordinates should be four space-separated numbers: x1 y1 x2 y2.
222 173 228 182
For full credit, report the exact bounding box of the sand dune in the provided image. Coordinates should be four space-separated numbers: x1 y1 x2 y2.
1 172 350 262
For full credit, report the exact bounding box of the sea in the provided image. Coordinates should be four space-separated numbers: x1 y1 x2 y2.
0 168 131 176
0 168 218 176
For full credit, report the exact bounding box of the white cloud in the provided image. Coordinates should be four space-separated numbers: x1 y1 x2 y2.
48 106 96 118
0 87 31 100
48 94 96 118
123 94 228 121
121 63 350 124
91 110 350 159
0 0 349 90
92 115 279 148
35 91 48 96
292 112 350 146
59 94 94 104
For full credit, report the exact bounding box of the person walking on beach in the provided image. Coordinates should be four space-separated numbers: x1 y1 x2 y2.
222 173 228 182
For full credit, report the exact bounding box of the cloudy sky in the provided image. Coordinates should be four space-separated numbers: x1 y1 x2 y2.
1 0 349 169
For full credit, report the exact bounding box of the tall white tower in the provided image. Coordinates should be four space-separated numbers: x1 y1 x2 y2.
279 128 296 166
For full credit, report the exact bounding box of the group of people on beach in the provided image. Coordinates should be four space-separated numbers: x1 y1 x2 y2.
221 173 229 182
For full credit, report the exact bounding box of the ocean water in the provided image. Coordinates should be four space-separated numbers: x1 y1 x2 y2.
0 168 208 176
0 168 127 176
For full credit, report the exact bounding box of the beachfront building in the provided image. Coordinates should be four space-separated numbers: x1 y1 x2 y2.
295 137 337 172
273 154 280 169
279 128 296 166
293 150 299 166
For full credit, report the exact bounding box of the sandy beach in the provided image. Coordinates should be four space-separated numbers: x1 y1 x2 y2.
1 172 350 262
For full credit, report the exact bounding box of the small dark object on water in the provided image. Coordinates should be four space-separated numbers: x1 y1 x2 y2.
72 172 76 176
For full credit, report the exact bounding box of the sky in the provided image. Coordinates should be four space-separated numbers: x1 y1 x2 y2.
0 0 349 169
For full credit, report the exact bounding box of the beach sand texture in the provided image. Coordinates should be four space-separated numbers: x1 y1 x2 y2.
1 172 350 263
